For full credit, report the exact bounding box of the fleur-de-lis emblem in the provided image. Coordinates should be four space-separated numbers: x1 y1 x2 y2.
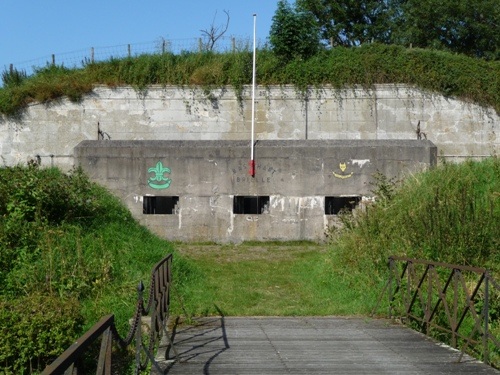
148 161 172 189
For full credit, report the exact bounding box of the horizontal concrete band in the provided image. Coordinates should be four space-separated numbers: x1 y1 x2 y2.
1 85 497 170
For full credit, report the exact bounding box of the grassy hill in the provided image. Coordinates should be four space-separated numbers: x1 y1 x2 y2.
1 43 499 117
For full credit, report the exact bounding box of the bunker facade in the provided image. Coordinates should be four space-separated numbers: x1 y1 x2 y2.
75 139 437 242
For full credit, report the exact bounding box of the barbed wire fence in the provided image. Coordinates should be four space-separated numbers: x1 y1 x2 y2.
4 36 267 77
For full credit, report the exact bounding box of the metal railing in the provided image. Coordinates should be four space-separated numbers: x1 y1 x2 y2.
41 253 177 375
373 256 500 365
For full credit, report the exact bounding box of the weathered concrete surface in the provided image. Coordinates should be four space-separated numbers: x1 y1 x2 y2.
1 85 497 169
155 317 500 375
75 139 436 242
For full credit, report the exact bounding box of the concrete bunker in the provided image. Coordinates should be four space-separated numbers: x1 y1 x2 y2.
75 139 437 242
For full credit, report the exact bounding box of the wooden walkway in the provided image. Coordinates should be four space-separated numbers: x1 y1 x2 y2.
153 317 500 375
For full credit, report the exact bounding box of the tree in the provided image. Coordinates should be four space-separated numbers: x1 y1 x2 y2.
269 0 321 61
296 0 398 47
393 0 499 59
200 10 230 51
297 0 499 59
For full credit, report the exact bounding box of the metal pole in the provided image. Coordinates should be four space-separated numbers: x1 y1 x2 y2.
249 13 257 177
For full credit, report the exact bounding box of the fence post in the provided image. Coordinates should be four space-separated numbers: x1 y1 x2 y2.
425 265 433 335
52 54 55 66
388 258 394 318
135 281 144 372
484 275 490 364
128 44 131 58
91 47 94 64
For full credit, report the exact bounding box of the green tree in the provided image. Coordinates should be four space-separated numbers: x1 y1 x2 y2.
393 0 499 59
296 0 398 46
298 0 499 59
269 0 321 61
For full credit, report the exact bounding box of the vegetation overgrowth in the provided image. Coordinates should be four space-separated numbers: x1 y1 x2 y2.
326 157 500 276
1 43 499 117
0 165 199 373
1 158 499 372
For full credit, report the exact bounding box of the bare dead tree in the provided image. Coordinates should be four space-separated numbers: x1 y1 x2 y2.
200 10 230 51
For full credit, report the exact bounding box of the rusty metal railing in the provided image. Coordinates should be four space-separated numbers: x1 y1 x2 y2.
42 253 177 375
373 256 500 365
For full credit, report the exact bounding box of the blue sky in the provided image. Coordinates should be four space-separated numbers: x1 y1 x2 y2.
0 1 278 75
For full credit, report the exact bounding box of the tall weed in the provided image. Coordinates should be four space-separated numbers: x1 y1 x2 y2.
329 158 500 279
0 44 498 116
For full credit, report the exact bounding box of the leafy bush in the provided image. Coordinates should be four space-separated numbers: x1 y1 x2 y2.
0 164 198 371
0 294 83 374
0 165 133 290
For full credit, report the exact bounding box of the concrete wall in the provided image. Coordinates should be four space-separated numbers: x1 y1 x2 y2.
0 84 497 169
75 139 437 242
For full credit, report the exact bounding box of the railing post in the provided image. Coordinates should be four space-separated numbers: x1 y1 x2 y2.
425 265 433 335
388 258 394 318
452 269 458 348
96 327 112 375
484 274 490 364
135 281 145 374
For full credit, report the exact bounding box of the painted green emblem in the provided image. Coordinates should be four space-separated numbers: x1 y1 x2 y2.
148 161 172 189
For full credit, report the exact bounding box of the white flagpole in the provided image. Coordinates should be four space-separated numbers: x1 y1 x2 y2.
249 13 257 177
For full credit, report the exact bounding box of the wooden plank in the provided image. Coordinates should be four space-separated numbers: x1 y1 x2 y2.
154 317 500 375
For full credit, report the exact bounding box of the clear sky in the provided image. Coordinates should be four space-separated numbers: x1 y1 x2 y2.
0 1 278 75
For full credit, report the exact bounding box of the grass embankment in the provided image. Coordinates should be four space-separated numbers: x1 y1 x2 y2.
0 165 194 373
172 242 372 317
1 43 499 117
1 158 498 372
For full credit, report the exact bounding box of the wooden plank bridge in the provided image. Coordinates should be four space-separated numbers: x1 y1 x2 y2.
154 317 500 374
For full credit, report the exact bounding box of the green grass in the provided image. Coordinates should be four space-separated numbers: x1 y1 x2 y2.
326 157 500 278
169 242 380 318
1 44 499 117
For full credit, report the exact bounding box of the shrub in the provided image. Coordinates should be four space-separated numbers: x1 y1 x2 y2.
0 294 83 374
328 157 500 278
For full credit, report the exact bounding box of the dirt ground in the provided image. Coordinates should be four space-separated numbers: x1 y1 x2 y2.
172 242 328 263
